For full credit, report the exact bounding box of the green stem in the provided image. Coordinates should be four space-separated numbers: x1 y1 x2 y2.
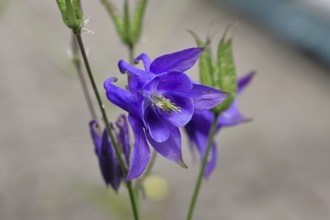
128 44 135 65
126 181 140 219
71 35 99 127
74 33 140 220
186 113 220 220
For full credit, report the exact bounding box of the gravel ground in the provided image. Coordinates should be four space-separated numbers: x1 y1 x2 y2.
1 0 330 219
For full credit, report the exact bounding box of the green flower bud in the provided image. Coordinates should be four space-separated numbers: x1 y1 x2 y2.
56 0 83 34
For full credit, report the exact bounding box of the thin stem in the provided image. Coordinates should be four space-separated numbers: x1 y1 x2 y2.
74 33 140 220
128 44 135 65
186 113 219 220
126 181 140 219
71 35 99 126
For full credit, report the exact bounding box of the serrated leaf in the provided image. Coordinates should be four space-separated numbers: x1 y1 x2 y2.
101 0 125 40
131 0 149 44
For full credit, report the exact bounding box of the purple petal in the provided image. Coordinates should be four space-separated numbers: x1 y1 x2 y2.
160 95 194 127
184 111 220 177
237 71 255 95
118 60 147 76
147 126 187 168
134 53 151 71
99 128 123 191
189 84 228 111
118 60 155 90
218 101 249 127
184 111 213 158
155 72 193 92
116 114 131 165
150 48 203 74
126 115 151 180
104 77 141 117
144 105 170 142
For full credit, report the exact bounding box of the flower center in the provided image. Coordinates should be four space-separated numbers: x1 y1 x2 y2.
151 95 181 114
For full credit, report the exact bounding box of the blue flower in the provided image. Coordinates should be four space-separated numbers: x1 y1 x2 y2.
89 114 131 191
104 48 228 180
185 72 255 177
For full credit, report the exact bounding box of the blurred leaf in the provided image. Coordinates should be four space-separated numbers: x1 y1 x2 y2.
131 0 148 44
217 33 236 93
189 30 214 88
100 0 125 39
123 0 131 45
212 28 237 113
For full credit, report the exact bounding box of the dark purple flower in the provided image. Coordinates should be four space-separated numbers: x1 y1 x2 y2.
89 114 131 191
104 48 228 180
185 72 255 177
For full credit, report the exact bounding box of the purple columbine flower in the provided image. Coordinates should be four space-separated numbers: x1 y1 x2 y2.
89 114 131 191
185 72 255 177
104 48 228 180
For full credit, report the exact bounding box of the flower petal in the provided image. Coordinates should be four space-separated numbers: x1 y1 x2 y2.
126 115 151 180
104 77 141 117
146 126 187 168
118 60 147 76
155 72 193 92
150 47 203 74
160 95 194 127
188 84 228 111
237 71 255 95
134 53 151 71
144 105 170 142
116 114 131 165
218 101 250 126
99 129 123 191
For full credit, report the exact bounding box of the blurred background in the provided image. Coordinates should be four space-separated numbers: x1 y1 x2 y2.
1 0 330 219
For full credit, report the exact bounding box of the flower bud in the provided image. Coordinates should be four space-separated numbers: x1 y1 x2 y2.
56 0 83 34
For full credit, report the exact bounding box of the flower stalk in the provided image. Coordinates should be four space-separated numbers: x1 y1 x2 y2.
186 113 220 220
74 33 140 220
71 35 99 126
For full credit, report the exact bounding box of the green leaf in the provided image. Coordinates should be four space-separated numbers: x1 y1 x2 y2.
123 0 131 45
100 0 125 40
131 0 149 44
213 28 237 113
217 30 237 93
189 30 214 88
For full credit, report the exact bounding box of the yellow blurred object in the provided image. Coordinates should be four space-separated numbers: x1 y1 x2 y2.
143 175 169 201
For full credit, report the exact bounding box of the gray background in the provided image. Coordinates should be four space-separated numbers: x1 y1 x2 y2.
1 0 330 219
